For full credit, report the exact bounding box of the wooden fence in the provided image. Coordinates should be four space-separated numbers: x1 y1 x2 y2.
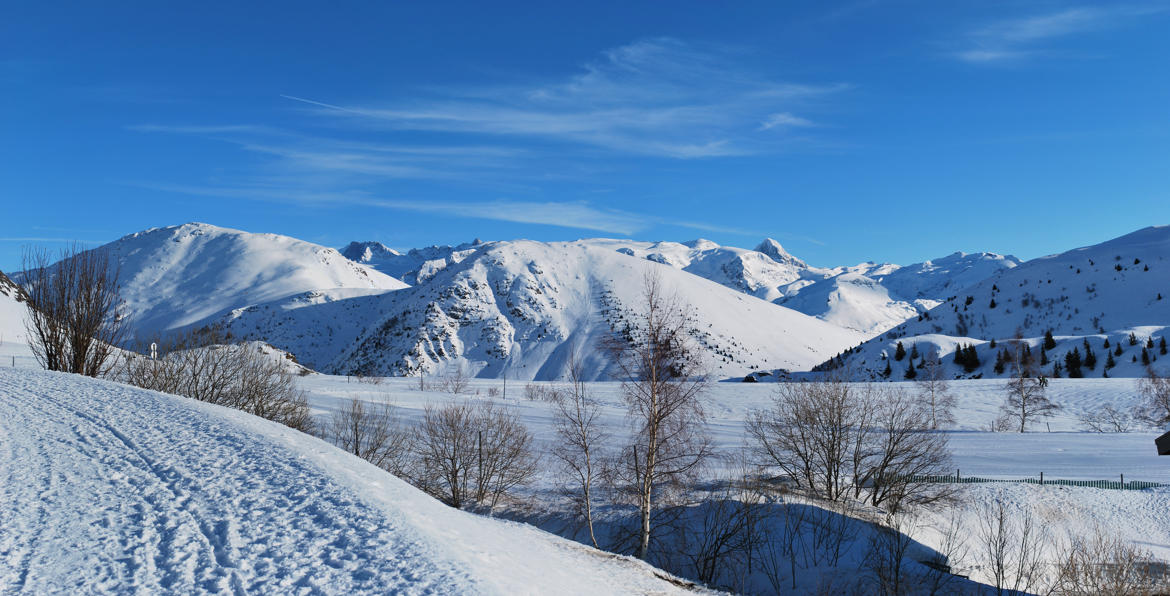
907 472 1165 491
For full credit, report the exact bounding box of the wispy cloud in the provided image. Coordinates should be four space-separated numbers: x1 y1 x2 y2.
955 5 1168 63
282 38 846 158
131 182 766 237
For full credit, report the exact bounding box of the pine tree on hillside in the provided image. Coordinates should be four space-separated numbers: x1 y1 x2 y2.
1052 361 1063 378
990 338 998 349
1105 351 1116 369
989 298 997 309
1147 337 1156 350
1103 338 1111 349
882 360 892 378
1161 337 1168 355
1040 347 1049 366
962 344 980 373
1044 330 1057 350
910 344 919 360
1065 348 1083 378
894 341 906 361
1083 345 1097 370
905 360 917 380
1142 348 1151 366
1115 343 1124 357
994 350 1006 374
1130 332 1139 346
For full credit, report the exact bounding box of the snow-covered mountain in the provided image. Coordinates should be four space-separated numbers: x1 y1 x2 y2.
825 226 1170 380
0 367 695 594
345 237 1016 337
228 239 866 380
95 223 408 334
777 252 1021 335
0 271 28 347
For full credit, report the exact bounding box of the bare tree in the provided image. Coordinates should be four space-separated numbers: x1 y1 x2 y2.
748 380 951 513
1000 335 1059 432
860 389 954 513
1078 403 1137 433
1136 366 1170 426
436 363 471 394
1052 524 1169 595
120 328 312 432
326 397 410 475
976 500 1050 596
607 270 711 560
915 350 957 429
413 400 537 511
922 507 971 596
864 512 918 596
550 348 608 548
21 244 124 377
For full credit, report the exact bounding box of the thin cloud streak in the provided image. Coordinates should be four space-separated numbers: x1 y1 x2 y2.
283 38 846 158
955 4 1168 63
133 182 768 237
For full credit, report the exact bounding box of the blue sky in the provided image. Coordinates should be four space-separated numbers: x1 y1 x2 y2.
2 1 1169 271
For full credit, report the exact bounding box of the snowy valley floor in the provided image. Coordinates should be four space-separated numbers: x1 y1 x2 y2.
4 348 1170 593
0 367 699 595
299 374 1170 586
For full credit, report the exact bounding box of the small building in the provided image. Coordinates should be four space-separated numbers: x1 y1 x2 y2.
1157 431 1170 456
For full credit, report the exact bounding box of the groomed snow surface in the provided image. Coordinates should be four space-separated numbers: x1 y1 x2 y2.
0 368 698 595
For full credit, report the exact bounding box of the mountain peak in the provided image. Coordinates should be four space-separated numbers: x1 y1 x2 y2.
340 241 401 263
754 238 807 268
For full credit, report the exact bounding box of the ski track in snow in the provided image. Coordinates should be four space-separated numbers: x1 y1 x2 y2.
0 368 692 595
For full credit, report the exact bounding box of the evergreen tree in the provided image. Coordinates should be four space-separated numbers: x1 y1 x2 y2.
989 338 997 349
1105 351 1116 369
994 350 1006 374
1052 361 1062 378
1103 338 1111 349
1115 343 1124 357
910 344 920 360
1040 347 1049 366
894 341 906 361
1083 345 1097 370
1142 348 1151 366
904 360 917 380
1044 330 1057 350
1065 348 1083 378
989 298 997 308
1147 337 1156 349
963 345 980 373
1161 337 1167 355
1129 332 1139 346
882 360 892 378
953 344 964 366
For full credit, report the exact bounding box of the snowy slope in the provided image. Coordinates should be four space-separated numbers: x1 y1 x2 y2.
228 239 866 380
92 223 408 334
0 368 698 595
830 226 1170 379
776 252 1020 335
342 236 1015 337
0 271 27 347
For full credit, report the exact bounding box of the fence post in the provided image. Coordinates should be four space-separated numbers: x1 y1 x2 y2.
956 468 960 482
1040 471 1043 485
1121 473 1124 488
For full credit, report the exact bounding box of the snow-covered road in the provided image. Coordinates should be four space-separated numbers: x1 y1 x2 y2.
0 368 696 595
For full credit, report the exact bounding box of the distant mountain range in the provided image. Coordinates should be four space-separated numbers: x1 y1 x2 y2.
5 222 1167 380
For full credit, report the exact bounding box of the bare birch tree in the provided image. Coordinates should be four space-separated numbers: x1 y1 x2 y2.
1001 334 1059 432
915 349 957 429
607 269 711 560
551 348 608 548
